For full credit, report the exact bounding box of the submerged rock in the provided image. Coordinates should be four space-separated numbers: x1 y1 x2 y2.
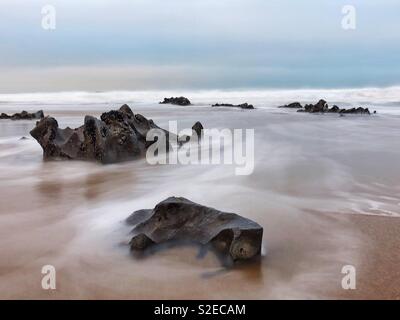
127 197 263 262
30 104 200 163
160 97 191 106
212 103 255 109
191 121 204 140
278 99 372 115
278 102 302 109
0 110 44 120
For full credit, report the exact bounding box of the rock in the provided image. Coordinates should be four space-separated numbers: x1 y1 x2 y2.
160 97 191 106
191 121 204 140
304 99 328 113
0 110 44 120
327 105 340 113
127 197 263 262
278 102 303 109
30 104 200 163
212 103 255 109
284 100 372 115
339 107 370 115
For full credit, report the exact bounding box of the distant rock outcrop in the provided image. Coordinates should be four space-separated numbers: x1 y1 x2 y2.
127 197 263 262
278 99 372 115
30 104 201 163
159 97 191 106
212 103 255 109
278 102 302 109
0 110 44 120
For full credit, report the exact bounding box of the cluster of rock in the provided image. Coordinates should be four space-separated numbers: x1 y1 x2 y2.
0 110 44 120
127 197 263 262
212 103 255 110
279 99 373 115
159 97 191 106
30 104 202 164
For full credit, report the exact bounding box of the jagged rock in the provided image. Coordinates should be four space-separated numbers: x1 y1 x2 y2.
160 97 191 106
327 105 340 113
304 99 328 113
0 110 44 120
191 121 204 140
278 99 373 115
30 104 200 163
127 197 263 262
212 103 255 109
278 102 302 109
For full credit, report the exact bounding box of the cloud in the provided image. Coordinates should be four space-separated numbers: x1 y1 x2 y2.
0 0 399 91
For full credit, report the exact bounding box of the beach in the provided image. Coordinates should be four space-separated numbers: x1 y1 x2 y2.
0 88 399 299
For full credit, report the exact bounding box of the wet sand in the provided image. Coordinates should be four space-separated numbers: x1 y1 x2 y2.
0 187 398 299
0 91 400 299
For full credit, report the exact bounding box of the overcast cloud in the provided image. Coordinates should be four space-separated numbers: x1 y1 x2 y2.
0 0 399 92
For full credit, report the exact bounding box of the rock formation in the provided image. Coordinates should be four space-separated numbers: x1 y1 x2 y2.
278 99 372 114
159 97 191 106
30 104 202 163
212 103 255 109
127 197 263 262
191 121 204 140
278 102 302 109
0 110 44 120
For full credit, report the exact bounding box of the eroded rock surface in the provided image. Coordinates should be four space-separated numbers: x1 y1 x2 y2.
127 197 263 262
278 102 302 109
0 110 44 120
30 104 201 163
160 97 191 106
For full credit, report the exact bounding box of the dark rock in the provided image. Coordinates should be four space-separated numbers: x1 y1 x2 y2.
212 103 255 109
191 121 204 140
30 104 200 163
278 102 303 109
127 197 263 262
0 110 44 120
327 105 340 113
340 107 370 115
304 99 328 113
283 100 371 115
160 97 191 106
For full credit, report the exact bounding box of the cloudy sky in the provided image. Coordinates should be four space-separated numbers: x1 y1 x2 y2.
0 0 399 92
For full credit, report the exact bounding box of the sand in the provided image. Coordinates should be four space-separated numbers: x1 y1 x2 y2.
0 94 399 299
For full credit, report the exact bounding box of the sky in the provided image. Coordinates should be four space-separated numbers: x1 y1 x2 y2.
0 0 399 92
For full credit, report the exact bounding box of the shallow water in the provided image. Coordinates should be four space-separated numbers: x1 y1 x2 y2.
0 88 399 298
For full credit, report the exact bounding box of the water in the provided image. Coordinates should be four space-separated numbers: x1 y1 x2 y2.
0 87 399 298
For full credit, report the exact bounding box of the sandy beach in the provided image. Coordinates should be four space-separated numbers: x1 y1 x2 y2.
0 89 399 299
